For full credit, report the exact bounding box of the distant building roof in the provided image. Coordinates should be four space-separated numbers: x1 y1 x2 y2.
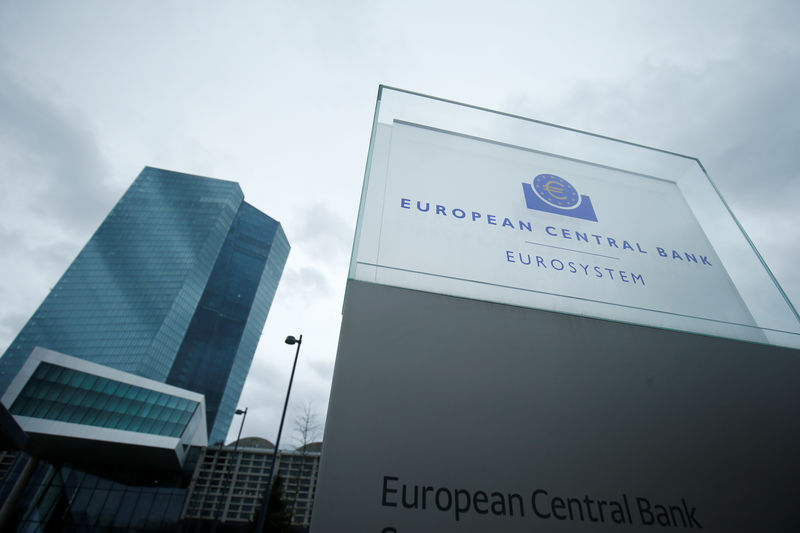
296 441 322 452
228 437 275 449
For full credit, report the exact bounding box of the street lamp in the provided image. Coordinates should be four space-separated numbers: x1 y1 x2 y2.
213 407 248 532
255 335 302 532
233 407 248 454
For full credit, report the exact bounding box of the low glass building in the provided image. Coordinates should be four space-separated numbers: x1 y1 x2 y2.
0 347 208 531
3 347 207 470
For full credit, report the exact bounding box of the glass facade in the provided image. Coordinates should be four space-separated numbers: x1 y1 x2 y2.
9 362 199 438
0 167 290 441
167 202 289 443
53 469 187 531
1 458 192 532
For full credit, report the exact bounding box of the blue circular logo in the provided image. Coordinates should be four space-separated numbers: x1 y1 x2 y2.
533 174 580 209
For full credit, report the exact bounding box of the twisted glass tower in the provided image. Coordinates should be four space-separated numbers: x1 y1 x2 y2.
0 167 289 443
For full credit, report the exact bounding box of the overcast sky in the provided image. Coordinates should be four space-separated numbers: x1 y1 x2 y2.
1 1 798 446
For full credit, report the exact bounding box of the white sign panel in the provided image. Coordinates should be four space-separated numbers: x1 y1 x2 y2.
354 120 762 341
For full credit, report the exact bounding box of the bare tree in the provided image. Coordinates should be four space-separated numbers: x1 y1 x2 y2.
288 402 321 526
292 402 321 450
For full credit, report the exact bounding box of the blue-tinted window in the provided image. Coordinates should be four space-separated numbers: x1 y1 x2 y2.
167 202 289 442
9 362 199 438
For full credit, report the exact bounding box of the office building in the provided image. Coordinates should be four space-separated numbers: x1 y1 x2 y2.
0 166 290 443
182 439 322 531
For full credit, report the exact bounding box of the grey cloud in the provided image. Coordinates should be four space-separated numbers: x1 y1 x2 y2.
0 65 115 236
280 265 334 303
293 203 353 259
306 355 335 384
0 226 78 275
0 225 80 350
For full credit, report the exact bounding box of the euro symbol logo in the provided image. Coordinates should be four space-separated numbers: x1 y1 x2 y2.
533 174 580 209
522 173 598 222
542 180 566 200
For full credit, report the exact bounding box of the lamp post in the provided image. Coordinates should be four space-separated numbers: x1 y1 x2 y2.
212 407 248 532
255 334 302 532
233 407 248 454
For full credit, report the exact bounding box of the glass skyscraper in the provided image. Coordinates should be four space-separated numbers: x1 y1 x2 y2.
0 167 289 443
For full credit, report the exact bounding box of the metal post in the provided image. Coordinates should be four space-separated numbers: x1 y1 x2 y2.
213 407 248 531
255 335 302 532
233 407 248 454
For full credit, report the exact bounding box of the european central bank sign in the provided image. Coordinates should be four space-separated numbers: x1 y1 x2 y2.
311 87 800 533
362 117 761 340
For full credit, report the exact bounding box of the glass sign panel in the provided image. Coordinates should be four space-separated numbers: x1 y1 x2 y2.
351 87 800 348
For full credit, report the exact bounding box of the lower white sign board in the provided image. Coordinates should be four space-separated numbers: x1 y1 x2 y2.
312 280 800 532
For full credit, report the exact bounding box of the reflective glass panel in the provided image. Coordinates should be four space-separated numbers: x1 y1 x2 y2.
9 362 200 438
352 86 800 347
